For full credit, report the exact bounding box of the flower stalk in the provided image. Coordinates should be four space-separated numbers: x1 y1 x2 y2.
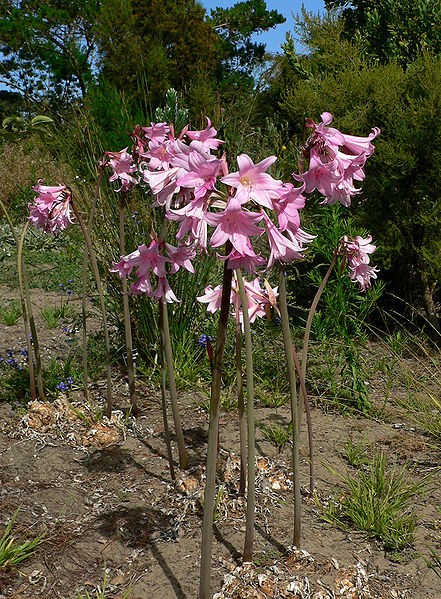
71 198 113 417
158 299 188 470
278 270 301 547
235 269 256 563
18 221 45 400
119 195 137 414
0 199 37 400
199 242 233 599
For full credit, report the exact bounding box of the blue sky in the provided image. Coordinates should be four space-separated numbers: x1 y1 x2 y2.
201 1 326 54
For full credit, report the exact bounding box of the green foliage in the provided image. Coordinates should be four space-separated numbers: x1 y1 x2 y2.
43 356 83 397
0 115 54 142
344 436 369 467
0 365 30 405
320 452 426 551
0 509 43 569
0 299 21 325
73 571 131 599
154 88 188 134
258 420 291 452
0 0 100 102
208 0 285 79
325 0 441 67
277 18 441 333
41 304 75 329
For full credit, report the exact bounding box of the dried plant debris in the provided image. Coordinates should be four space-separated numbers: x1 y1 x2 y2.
214 549 410 598
19 397 127 449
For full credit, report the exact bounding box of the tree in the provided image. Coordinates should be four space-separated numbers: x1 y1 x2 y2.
208 0 285 82
0 0 100 102
325 0 441 67
273 13 440 332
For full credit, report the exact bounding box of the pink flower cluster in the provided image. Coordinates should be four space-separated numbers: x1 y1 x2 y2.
197 274 278 328
297 112 380 207
105 112 380 302
28 181 73 233
339 235 379 291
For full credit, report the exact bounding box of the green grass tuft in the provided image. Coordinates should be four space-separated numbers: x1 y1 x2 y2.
319 452 426 551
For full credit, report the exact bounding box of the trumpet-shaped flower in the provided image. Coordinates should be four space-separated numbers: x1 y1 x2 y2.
110 240 179 301
339 234 379 291
197 284 231 313
298 112 380 206
207 195 263 255
104 148 138 192
29 181 73 233
221 154 282 208
165 242 196 274
262 211 306 268
185 117 225 151
176 151 222 200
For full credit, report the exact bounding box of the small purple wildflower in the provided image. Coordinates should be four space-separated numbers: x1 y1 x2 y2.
198 334 212 348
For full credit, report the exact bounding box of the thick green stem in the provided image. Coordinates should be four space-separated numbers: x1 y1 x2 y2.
235 305 247 497
18 222 45 400
159 306 176 480
159 300 188 470
0 200 36 400
278 270 301 547
119 197 137 414
199 243 233 599
235 270 255 563
72 200 113 417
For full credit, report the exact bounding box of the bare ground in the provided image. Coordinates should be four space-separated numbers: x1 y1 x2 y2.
0 287 440 599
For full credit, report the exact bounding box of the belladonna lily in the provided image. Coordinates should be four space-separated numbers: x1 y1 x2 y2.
297 112 380 206
339 235 379 291
104 148 138 192
207 194 264 256
197 275 278 328
221 154 282 208
29 181 73 233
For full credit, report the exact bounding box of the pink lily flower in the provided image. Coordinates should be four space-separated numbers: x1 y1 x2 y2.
154 276 180 303
339 235 379 291
298 112 380 206
165 243 196 274
142 122 170 142
104 148 138 192
185 117 225 151
207 195 263 255
167 195 210 250
262 211 305 268
220 248 267 273
29 181 73 233
272 182 306 233
197 284 231 313
348 262 379 291
176 151 222 200
221 154 282 208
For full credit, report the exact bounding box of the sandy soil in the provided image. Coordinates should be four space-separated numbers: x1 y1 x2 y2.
0 287 440 598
